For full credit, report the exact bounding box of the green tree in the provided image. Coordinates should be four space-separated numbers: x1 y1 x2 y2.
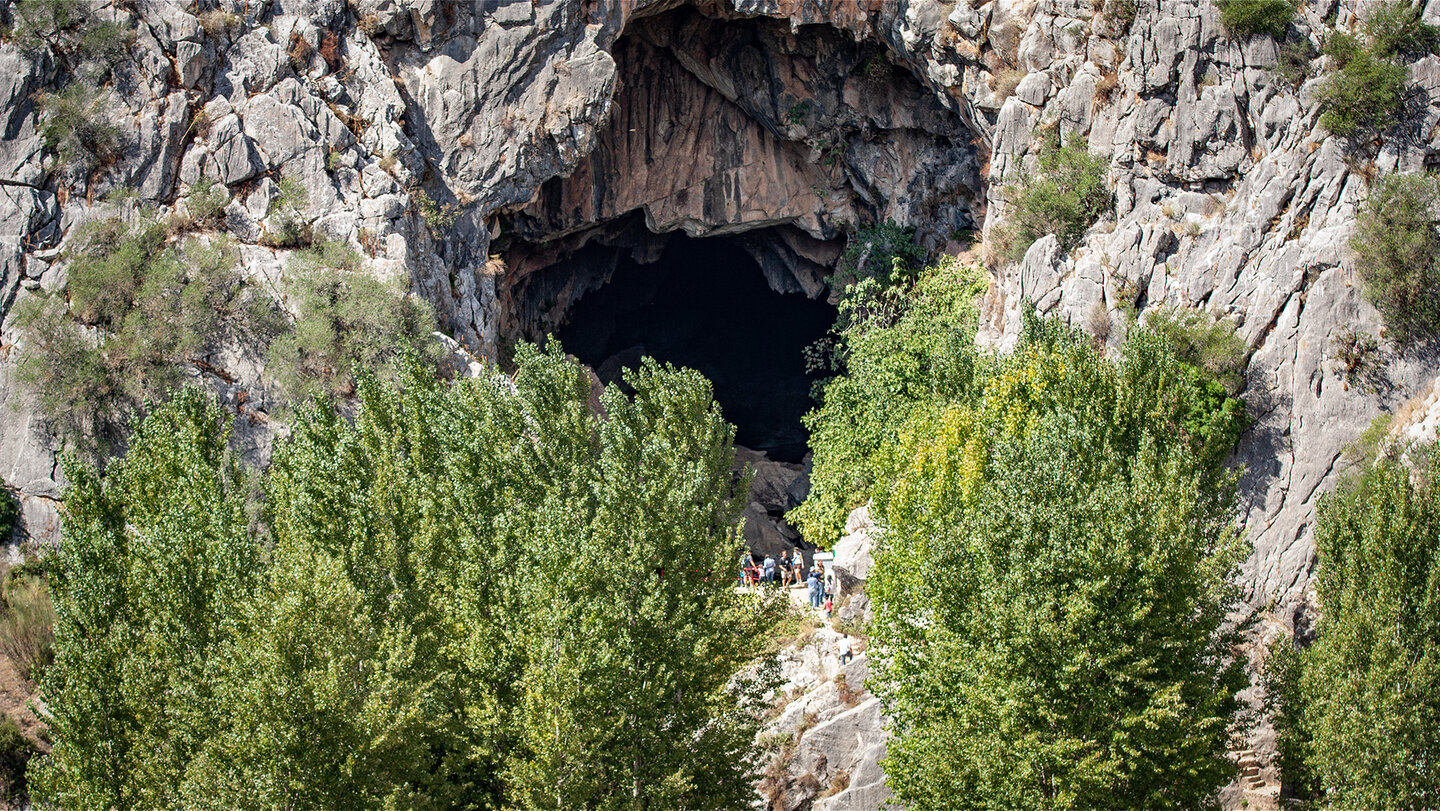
1269 451 1440 810
31 388 260 809
790 256 988 547
33 346 779 810
1349 172 1440 343
864 321 1249 811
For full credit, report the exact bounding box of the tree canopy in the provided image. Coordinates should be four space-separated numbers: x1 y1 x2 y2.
32 345 780 810
1270 449 1440 811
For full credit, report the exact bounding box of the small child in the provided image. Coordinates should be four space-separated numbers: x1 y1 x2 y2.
822 596 833 619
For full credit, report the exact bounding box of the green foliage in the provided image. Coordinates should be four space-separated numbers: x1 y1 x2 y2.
259 176 311 248
0 572 55 683
0 716 37 804
32 350 781 809
1316 4 1440 139
265 240 439 401
832 221 927 300
0 489 17 543
1317 33 1410 136
12 217 282 459
1143 306 1249 394
1331 329 1380 387
6 0 132 80
1217 0 1295 39
1103 0 1137 33
184 178 229 230
997 135 1111 262
790 257 989 547
31 389 261 809
1362 1 1440 61
1276 38 1316 87
865 322 1250 811
1269 450 1440 809
413 187 461 238
1349 172 1440 342
36 85 120 170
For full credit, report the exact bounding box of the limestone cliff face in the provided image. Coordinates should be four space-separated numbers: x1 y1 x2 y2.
1 0 1439 726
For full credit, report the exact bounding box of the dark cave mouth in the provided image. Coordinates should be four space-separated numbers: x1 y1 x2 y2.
549 235 836 464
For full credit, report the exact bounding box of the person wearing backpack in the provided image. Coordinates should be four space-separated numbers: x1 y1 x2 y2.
762 554 777 585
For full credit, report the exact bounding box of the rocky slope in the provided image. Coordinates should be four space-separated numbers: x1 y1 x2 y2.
3 0 1440 803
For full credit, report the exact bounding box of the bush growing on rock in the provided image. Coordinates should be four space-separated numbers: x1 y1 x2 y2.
13 217 282 460
1318 5 1439 137
1317 33 1410 136
1217 0 1295 40
36 86 120 172
1349 172 1440 343
995 134 1111 263
31 349 782 809
266 240 439 401
1268 448 1440 810
865 313 1250 811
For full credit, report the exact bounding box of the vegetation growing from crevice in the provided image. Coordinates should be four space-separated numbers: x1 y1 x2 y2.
1217 0 1295 40
265 240 439 402
1349 172 1440 343
0 490 16 545
994 134 1112 263
258 176 312 248
31 351 783 809
12 216 284 461
1318 3 1440 137
4 0 133 80
6 0 137 179
1268 447 1440 810
35 85 120 173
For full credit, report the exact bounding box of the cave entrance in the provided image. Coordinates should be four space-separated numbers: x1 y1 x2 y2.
554 235 835 463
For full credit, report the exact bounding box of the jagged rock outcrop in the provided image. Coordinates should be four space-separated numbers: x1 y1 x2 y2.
761 625 889 810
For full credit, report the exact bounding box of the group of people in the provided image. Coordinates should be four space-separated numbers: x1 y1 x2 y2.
739 549 835 616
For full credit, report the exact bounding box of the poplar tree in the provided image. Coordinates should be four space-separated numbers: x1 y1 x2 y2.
1270 452 1440 810
866 323 1249 811
32 345 778 810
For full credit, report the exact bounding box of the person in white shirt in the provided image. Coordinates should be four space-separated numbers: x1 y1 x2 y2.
838 634 853 665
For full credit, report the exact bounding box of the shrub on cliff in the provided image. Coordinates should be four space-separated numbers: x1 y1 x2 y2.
31 349 781 809
995 134 1111 263
1349 172 1440 343
1217 0 1295 40
265 240 439 402
13 218 282 460
1317 33 1410 136
866 315 1250 811
1268 449 1440 810
1318 4 1440 137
